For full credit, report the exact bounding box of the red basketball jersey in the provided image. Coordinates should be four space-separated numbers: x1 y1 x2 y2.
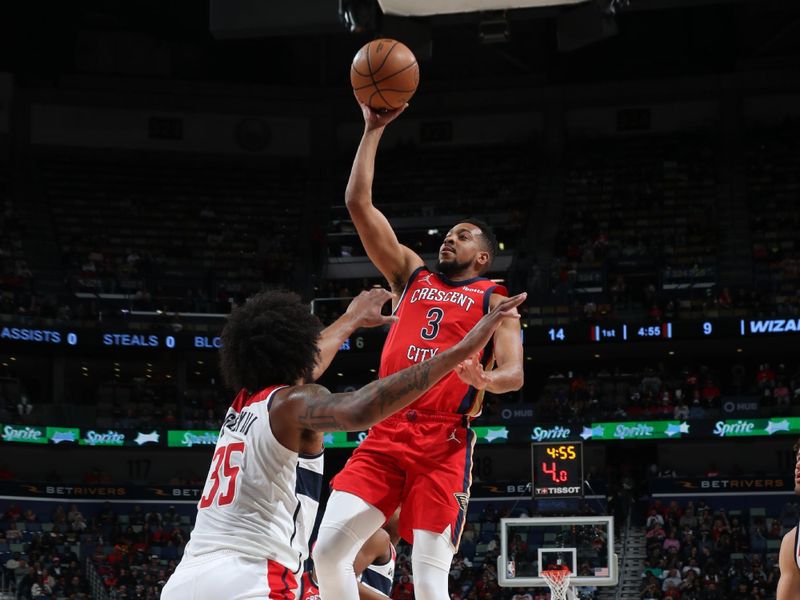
379 267 506 415
299 572 320 600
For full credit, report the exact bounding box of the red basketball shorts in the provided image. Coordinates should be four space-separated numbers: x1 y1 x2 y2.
330 410 476 549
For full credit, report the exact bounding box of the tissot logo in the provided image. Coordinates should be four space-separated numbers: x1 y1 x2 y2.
534 486 581 495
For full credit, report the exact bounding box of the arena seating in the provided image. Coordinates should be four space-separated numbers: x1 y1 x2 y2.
326 142 535 262
0 165 34 313
538 134 719 324
640 499 785 599
0 501 191 599
38 150 307 313
745 123 800 315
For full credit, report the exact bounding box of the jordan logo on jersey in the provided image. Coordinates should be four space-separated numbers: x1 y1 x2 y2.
420 273 434 285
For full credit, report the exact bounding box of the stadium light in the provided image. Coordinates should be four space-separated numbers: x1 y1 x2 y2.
339 0 380 33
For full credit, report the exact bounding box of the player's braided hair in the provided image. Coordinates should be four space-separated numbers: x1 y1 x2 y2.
463 216 498 265
219 291 321 392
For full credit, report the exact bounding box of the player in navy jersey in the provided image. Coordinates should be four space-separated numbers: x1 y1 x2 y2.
161 288 524 600
301 512 400 600
777 438 800 598
316 102 525 600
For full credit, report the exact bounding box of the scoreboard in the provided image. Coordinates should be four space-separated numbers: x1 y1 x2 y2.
531 442 584 499
534 317 800 345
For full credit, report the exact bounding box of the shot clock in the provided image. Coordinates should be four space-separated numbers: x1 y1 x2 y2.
531 441 584 499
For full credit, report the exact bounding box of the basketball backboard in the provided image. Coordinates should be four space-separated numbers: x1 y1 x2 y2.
498 516 618 588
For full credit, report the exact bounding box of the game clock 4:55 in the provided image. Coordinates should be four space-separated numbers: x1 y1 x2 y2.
531 441 584 499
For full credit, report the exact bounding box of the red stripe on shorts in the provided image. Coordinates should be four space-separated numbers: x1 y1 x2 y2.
267 560 297 600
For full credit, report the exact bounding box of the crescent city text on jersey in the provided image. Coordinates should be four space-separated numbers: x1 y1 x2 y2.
408 287 476 311
407 345 438 362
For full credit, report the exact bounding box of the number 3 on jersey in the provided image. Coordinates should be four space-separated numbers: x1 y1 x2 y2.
421 308 444 340
199 442 245 509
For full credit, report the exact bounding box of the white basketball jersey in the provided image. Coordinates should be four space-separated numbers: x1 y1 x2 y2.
795 521 800 572
183 385 323 572
360 544 396 597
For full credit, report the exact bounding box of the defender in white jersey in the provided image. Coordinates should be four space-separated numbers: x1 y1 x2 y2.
777 439 800 599
161 288 526 600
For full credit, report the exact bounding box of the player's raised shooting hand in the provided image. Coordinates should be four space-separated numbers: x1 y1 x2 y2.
455 293 526 359
344 288 398 329
358 98 407 131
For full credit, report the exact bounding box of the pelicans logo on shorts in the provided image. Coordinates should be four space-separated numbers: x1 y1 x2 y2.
453 492 469 512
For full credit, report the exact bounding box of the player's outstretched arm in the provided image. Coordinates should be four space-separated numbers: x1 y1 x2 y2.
777 527 800 600
346 102 423 291
456 293 524 394
312 289 398 381
273 293 526 438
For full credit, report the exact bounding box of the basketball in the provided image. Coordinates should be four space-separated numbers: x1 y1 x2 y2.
350 39 419 111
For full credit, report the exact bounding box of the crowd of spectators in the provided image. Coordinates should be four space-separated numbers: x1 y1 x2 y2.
543 135 718 321
92 381 230 432
0 152 306 325
1 501 189 599
3 485 797 599
747 121 800 309
638 499 796 599
1 124 799 330
0 168 35 318
528 361 800 425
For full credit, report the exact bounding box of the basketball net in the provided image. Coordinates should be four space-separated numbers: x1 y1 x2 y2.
542 569 573 600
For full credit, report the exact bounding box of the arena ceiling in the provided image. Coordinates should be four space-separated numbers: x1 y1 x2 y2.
0 0 797 87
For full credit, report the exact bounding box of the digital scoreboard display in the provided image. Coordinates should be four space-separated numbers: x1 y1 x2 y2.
531 442 584 499
535 317 800 345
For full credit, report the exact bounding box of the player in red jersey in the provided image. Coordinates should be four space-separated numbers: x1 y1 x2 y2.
162 288 524 600
315 103 525 600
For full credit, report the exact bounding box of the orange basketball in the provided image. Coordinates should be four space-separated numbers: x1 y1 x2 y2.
350 39 419 111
